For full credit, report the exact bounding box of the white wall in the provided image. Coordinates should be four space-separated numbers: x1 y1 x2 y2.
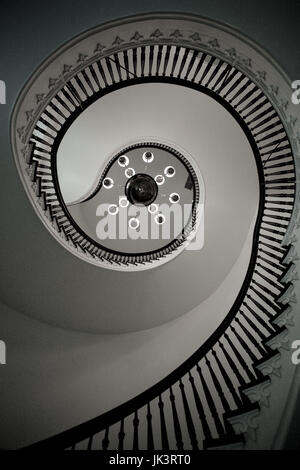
0 215 255 448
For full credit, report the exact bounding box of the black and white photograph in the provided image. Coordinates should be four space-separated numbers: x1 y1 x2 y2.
1 0 300 460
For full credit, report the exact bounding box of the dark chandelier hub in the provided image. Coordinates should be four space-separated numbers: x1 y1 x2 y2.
125 173 158 206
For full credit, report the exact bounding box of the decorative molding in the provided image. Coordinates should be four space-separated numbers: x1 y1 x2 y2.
256 353 282 378
272 306 294 328
265 329 290 352
277 285 297 305
243 380 271 408
227 408 260 441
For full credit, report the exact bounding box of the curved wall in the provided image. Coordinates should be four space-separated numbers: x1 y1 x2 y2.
0 217 255 448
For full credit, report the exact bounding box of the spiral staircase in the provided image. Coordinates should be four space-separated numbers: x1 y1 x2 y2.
2 10 300 450
23 145 297 449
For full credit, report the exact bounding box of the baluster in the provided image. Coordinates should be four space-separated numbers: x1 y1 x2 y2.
179 379 198 449
231 325 259 362
249 109 277 129
196 363 225 438
122 50 130 80
240 309 269 339
206 59 224 88
265 160 292 170
213 63 234 92
62 83 81 107
264 199 290 211
266 193 293 200
102 427 109 450
265 180 295 188
227 75 249 105
156 44 163 76
146 402 154 450
266 204 293 212
170 46 181 77
112 53 123 82
211 348 243 408
261 220 287 232
140 46 146 77
205 356 232 425
96 60 109 87
223 68 245 100
252 278 279 297
260 232 283 245
199 56 216 85
132 410 139 450
62 85 79 108
158 395 169 450
266 168 293 178
177 48 190 79
235 318 266 357
243 301 274 334
188 371 212 441
218 339 246 386
162 45 172 77
263 208 289 222
224 331 256 381
191 52 207 83
118 419 125 451
260 224 285 237
247 294 273 319
89 65 101 89
30 160 38 183
73 75 89 99
253 118 280 138
256 261 281 279
80 70 95 94
264 222 288 236
259 240 285 254
132 47 138 77
184 49 199 80
169 387 184 450
249 105 272 125
104 57 116 84
87 435 93 450
259 246 283 262
148 45 155 76
250 284 280 312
